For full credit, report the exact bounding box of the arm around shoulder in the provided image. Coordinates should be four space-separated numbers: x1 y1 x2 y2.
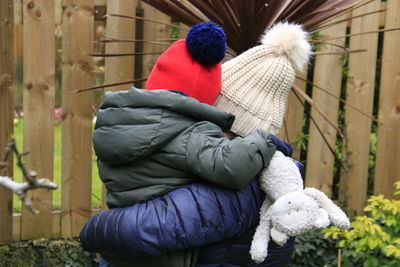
185 125 276 190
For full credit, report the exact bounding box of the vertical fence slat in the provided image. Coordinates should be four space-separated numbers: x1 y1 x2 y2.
141 2 170 80
340 0 380 215
21 0 55 239
101 0 137 209
277 74 307 160
0 0 14 244
12 215 20 241
104 0 136 91
61 0 94 237
374 0 400 197
305 19 347 196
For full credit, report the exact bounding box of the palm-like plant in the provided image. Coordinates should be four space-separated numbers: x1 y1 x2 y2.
141 0 378 55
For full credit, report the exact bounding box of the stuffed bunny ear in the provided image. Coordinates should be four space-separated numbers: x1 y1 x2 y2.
304 188 350 230
313 208 330 228
250 211 272 263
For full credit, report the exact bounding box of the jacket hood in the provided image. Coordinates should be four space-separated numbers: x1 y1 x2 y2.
93 87 234 165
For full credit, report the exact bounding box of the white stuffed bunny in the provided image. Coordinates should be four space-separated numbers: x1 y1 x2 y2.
250 151 350 263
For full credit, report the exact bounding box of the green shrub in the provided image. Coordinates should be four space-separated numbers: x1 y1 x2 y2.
323 182 400 267
290 229 337 267
0 238 97 267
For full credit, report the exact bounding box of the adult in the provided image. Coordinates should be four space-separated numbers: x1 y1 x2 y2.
81 22 310 267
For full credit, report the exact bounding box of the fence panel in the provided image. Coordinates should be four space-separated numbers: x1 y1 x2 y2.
340 0 380 216
2 1 400 244
0 0 14 245
21 0 55 239
375 0 400 197
141 2 170 81
305 18 347 196
61 0 94 237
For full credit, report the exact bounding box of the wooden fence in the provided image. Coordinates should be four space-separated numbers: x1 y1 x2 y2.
0 0 399 244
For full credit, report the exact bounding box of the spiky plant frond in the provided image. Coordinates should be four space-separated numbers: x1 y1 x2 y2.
142 0 367 54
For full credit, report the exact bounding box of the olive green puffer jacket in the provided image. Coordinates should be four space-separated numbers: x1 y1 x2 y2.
93 87 276 208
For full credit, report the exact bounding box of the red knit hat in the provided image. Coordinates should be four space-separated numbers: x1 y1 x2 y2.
145 22 226 105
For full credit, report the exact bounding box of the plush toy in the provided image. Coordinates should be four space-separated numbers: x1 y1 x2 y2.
250 151 351 263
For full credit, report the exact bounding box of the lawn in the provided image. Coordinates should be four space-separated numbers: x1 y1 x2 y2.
12 118 102 212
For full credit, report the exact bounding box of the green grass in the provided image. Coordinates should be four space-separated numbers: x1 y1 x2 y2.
12 118 102 212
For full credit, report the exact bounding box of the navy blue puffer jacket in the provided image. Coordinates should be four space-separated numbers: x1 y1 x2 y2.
81 179 264 257
81 161 303 266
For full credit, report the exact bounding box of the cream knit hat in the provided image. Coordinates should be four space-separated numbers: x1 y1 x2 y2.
215 22 312 136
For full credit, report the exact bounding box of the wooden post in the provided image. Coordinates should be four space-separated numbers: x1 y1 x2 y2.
101 0 137 209
305 20 347 196
21 0 55 239
141 2 170 81
277 74 307 160
61 0 94 237
374 0 400 198
340 0 380 215
0 0 14 244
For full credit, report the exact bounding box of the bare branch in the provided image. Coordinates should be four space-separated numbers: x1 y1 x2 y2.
320 27 400 41
74 78 148 93
292 84 343 138
89 52 164 57
313 49 367 56
105 13 188 32
0 176 57 195
0 139 58 214
291 90 349 172
95 39 172 46
312 8 386 33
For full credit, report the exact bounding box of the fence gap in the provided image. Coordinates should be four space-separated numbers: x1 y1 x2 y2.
134 3 144 87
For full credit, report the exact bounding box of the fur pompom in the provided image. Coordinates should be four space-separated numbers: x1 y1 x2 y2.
260 22 311 71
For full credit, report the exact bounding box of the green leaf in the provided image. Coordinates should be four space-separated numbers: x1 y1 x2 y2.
368 238 377 249
363 257 379 267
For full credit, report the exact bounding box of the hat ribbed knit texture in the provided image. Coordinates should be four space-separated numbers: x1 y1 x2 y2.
215 45 295 136
145 40 222 105
145 22 226 105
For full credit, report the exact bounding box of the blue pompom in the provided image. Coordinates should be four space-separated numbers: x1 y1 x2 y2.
186 22 227 66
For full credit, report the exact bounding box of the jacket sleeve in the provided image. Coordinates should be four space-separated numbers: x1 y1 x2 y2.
80 179 265 258
185 124 276 190
268 134 293 157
